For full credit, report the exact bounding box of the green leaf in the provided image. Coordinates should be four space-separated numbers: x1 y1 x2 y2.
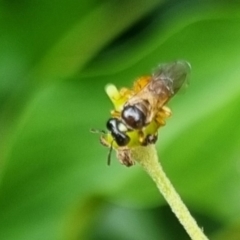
32 0 163 81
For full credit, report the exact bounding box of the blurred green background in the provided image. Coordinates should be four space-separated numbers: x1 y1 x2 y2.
1 0 240 239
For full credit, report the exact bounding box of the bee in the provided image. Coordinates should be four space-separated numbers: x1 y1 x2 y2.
93 60 191 166
107 60 190 142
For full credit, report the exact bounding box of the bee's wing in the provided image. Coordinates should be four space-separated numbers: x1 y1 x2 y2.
152 60 191 95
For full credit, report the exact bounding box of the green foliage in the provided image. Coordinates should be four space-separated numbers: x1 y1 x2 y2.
1 0 240 239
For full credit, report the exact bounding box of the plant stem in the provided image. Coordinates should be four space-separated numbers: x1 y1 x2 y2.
131 144 209 240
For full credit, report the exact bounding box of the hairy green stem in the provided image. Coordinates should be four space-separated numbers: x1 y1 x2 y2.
131 145 209 240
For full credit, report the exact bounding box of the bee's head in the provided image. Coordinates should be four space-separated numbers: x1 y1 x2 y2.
106 118 130 146
91 118 130 165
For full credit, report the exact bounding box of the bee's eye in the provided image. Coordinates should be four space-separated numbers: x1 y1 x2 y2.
121 106 146 129
115 133 130 146
106 118 130 146
106 118 116 131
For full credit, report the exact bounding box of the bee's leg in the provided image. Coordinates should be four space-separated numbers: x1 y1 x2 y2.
155 106 172 126
161 106 172 117
100 136 109 147
141 133 158 145
110 110 121 118
133 76 152 92
138 130 157 146
138 130 146 145
100 135 111 147
119 87 133 98
146 133 158 144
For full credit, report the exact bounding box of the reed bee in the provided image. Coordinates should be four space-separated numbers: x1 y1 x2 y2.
93 60 191 166
107 60 190 142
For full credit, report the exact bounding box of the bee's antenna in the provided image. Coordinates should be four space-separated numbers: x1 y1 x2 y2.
91 128 114 166
90 128 106 134
107 140 114 166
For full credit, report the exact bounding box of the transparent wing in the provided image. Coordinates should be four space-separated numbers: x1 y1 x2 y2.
152 60 191 95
